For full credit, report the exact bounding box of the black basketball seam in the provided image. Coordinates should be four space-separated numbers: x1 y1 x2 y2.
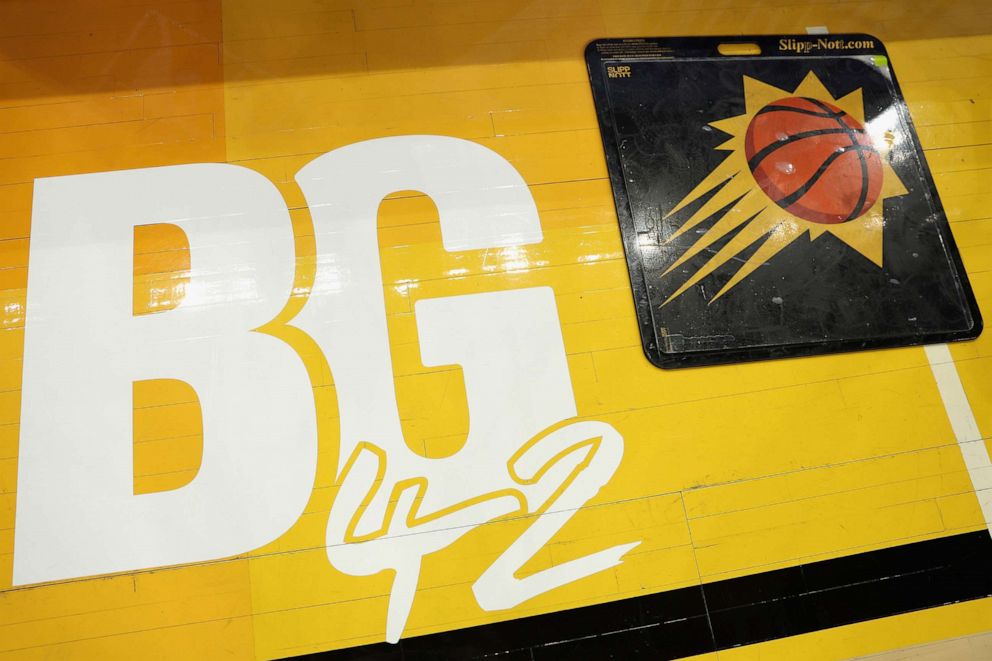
776 144 874 210
747 127 867 172
754 104 846 119
847 144 870 219
804 97 873 220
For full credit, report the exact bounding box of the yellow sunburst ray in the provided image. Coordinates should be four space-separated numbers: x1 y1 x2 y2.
820 208 884 265
710 221 808 302
742 75 793 111
879 157 909 201
710 114 750 138
664 154 740 220
661 191 768 276
663 152 765 246
661 207 791 306
836 88 865 124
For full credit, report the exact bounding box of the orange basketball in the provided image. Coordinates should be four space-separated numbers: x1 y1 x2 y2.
744 96 883 224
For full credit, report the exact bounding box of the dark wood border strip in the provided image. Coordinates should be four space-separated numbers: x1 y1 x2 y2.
284 530 992 660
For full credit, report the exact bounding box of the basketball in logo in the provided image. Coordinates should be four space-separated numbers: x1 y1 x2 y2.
744 96 883 225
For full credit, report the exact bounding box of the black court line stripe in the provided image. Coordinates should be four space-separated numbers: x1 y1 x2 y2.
804 97 873 220
285 530 992 660
777 143 873 210
746 127 866 172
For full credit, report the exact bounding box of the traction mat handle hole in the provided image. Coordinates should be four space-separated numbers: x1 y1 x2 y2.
718 42 761 56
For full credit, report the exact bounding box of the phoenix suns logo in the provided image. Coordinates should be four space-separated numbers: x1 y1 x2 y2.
587 37 980 367
661 71 908 304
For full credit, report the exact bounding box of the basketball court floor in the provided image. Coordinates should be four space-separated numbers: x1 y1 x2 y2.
1 1 992 659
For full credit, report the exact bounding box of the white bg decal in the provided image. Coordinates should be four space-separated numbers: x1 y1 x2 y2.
14 137 638 643
15 164 318 585
295 136 638 642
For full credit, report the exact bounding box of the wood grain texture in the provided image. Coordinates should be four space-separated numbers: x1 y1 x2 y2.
1 0 991 658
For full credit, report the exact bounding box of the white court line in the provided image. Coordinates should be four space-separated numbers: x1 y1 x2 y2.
925 344 992 531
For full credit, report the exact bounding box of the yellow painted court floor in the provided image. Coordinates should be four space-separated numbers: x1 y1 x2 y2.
1 0 992 659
